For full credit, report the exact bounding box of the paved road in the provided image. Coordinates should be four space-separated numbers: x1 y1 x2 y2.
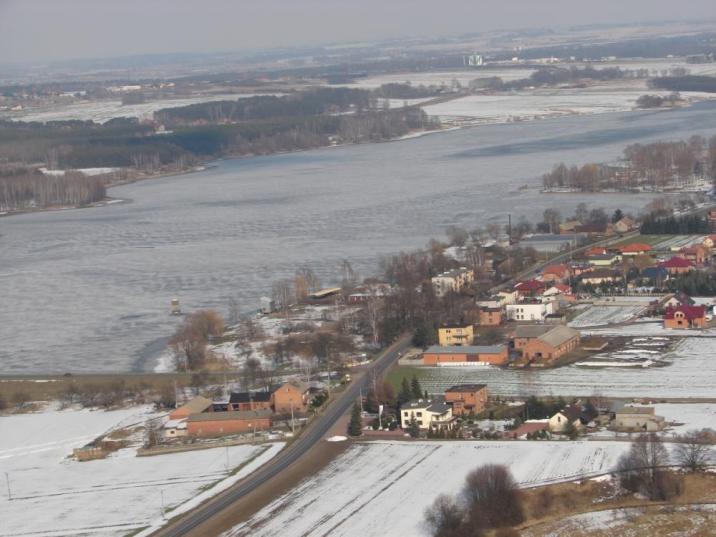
152 333 413 537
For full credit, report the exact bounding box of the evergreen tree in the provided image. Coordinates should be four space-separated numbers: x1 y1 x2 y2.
348 402 363 437
411 375 423 400
399 377 412 405
409 417 420 438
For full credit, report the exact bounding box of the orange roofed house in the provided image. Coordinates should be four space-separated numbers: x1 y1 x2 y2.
422 345 508 366
541 264 570 283
618 243 652 256
664 305 706 329
444 384 488 415
271 380 311 414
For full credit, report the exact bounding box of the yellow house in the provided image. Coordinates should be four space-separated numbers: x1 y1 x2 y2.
438 325 474 346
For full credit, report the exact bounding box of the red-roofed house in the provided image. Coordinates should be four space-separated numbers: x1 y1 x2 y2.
679 245 707 266
514 279 545 296
585 247 608 257
619 243 653 256
664 305 706 329
542 264 570 283
659 256 694 275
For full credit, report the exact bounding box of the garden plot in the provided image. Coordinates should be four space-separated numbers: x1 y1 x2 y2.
223 440 629 537
569 304 646 328
1 407 283 537
416 337 716 399
575 336 672 368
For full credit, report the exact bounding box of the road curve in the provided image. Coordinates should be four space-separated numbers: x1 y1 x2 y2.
152 333 413 537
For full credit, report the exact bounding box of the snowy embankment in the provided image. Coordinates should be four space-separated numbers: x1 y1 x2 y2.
223 440 629 537
0 407 283 537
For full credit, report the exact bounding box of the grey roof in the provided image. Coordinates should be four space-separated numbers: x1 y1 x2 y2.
538 325 580 347
403 399 451 414
514 325 552 338
174 396 213 414
187 409 273 422
425 345 505 354
446 384 487 393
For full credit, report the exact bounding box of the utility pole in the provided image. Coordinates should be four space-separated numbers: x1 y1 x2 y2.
5 472 11 501
160 490 166 520
290 403 295 435
225 446 229 471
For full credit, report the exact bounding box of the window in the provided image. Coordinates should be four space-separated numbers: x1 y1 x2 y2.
416 412 422 417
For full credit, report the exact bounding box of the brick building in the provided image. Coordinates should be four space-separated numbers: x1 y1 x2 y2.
444 384 488 415
187 410 272 437
422 345 508 366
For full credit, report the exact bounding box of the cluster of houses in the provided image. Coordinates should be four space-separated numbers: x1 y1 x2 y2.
398 382 666 438
163 379 313 439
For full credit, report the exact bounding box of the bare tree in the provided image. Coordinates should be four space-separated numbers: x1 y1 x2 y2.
272 279 294 319
424 494 470 537
227 297 241 327
675 430 713 473
462 464 524 529
617 433 680 500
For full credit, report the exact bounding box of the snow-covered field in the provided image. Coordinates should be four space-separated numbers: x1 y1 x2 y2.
417 337 716 398
1 407 283 537
223 440 629 537
2 93 278 124
422 82 716 126
569 304 647 328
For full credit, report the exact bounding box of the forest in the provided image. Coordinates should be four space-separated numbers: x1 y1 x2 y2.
650 75 716 93
0 169 106 211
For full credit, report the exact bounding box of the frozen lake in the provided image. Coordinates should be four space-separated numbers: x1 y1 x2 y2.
3 101 716 373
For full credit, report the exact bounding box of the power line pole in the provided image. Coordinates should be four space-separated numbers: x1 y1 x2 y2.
5 472 11 501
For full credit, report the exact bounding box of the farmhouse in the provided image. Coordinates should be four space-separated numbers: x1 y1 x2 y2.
422 345 508 366
438 325 474 346
187 410 273 437
613 406 665 432
548 405 586 433
521 325 581 363
514 279 545 297
272 380 311 414
513 324 551 351
614 216 637 233
169 395 213 420
431 267 474 297
400 399 455 430
663 304 706 329
444 384 488 415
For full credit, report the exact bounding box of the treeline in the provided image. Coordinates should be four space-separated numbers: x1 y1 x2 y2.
542 135 716 192
155 87 374 126
372 83 443 99
636 93 682 108
639 213 709 234
650 75 716 93
0 171 106 211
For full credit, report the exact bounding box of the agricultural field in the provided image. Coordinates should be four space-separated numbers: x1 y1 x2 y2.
410 336 716 399
0 407 283 537
569 304 647 328
223 440 629 537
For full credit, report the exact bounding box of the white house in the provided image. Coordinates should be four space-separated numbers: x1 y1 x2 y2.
548 405 584 433
401 399 455 430
506 300 554 321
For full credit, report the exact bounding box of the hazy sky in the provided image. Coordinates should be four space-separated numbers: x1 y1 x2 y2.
1 0 714 63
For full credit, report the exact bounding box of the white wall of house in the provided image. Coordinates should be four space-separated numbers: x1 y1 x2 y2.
506 301 554 321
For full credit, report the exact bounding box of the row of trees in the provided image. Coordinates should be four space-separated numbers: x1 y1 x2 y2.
640 213 709 234
542 135 716 192
0 171 106 211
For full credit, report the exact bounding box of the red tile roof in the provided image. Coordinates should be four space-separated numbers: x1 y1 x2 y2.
585 247 608 256
619 243 652 254
664 305 706 321
659 256 694 269
514 279 545 292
